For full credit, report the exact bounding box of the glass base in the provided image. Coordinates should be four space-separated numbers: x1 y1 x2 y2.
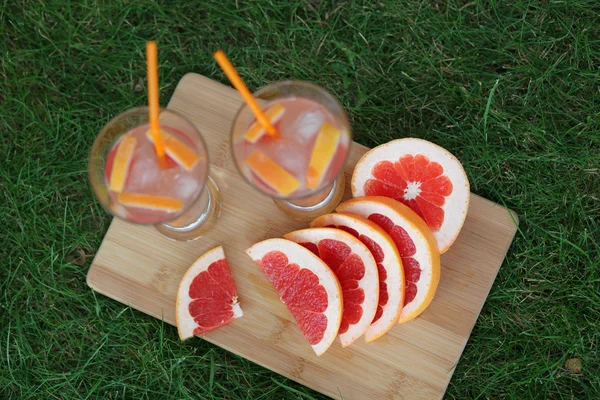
154 177 220 241
273 178 345 221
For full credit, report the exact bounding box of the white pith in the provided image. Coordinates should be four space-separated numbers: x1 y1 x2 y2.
404 181 421 200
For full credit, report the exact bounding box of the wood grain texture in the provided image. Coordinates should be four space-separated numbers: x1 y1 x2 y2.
87 73 519 400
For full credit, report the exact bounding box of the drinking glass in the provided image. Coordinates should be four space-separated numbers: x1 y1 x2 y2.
231 81 351 220
89 107 220 241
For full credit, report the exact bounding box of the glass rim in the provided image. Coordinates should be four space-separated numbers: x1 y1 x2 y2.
88 106 210 225
229 80 352 200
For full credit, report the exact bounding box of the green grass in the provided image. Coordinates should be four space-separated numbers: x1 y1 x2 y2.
1 0 599 398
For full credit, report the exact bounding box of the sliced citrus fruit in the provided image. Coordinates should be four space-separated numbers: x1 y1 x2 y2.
146 130 201 170
284 228 379 346
246 238 342 356
311 213 404 341
337 196 440 323
117 192 184 213
245 149 301 196
176 246 243 340
352 138 470 253
244 102 285 143
109 135 137 192
306 122 341 190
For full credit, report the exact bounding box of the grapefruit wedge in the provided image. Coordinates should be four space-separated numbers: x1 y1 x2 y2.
337 196 440 323
108 135 136 193
176 246 243 340
146 130 202 171
311 213 404 341
285 228 379 346
352 138 470 253
246 239 342 356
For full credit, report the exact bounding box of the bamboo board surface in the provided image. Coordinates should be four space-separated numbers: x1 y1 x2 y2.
87 73 518 399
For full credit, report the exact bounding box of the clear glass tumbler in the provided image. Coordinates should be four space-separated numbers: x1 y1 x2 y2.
230 81 352 221
89 107 220 241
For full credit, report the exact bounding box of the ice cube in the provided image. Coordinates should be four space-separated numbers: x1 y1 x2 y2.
155 168 182 196
265 138 308 178
293 110 325 144
127 157 160 191
174 174 200 200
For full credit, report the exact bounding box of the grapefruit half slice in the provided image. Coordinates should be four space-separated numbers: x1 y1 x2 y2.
285 228 379 346
352 138 470 253
337 196 440 323
246 239 342 356
311 213 404 341
176 246 243 340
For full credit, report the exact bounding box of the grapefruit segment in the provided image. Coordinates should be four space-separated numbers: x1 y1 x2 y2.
176 246 243 340
246 239 342 356
337 196 441 323
146 130 201 170
352 138 470 253
244 102 285 143
311 213 404 341
305 122 341 190
108 135 137 193
285 228 379 346
117 192 183 213
245 150 301 196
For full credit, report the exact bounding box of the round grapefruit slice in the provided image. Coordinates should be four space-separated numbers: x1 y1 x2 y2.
352 138 470 253
311 213 404 341
246 239 342 356
176 246 243 340
337 196 440 323
284 228 379 346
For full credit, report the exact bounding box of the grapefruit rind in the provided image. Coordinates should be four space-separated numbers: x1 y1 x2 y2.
245 103 285 143
109 135 137 193
284 228 379 347
245 149 301 196
351 138 470 253
337 196 441 324
311 213 404 342
305 122 341 190
176 246 243 341
117 192 184 212
246 238 342 356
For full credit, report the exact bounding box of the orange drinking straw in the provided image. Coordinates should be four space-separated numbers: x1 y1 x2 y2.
213 50 278 137
146 41 166 162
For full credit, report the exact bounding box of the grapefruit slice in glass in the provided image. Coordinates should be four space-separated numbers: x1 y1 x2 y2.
311 213 404 341
352 138 470 253
146 130 202 171
118 192 184 213
337 196 440 323
244 102 285 143
176 246 243 340
108 135 137 193
284 228 379 346
246 238 342 356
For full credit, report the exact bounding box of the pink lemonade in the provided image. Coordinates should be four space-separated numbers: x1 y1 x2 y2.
104 124 207 224
233 97 351 198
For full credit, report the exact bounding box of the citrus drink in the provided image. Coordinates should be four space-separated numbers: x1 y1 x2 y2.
103 124 207 224
232 84 351 200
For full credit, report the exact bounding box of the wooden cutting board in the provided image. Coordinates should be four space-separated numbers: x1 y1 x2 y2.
87 73 518 399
